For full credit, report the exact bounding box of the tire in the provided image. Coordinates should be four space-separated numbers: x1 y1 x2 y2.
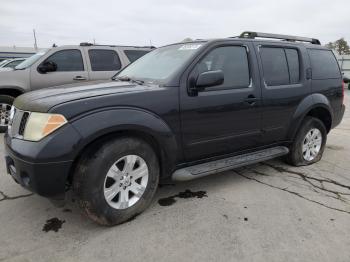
73 137 159 226
286 116 327 166
0 95 14 133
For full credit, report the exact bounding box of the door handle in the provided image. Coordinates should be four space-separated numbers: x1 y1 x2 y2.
73 76 86 81
245 95 258 105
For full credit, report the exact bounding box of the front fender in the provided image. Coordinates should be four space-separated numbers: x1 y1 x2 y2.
287 93 333 140
70 108 178 176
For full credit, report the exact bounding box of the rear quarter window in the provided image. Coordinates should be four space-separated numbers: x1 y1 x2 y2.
308 49 341 79
124 50 150 63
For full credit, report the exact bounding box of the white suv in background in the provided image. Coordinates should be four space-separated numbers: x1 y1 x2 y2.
0 43 154 131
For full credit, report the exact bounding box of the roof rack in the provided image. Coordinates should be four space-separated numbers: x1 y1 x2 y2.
79 42 156 48
239 31 321 45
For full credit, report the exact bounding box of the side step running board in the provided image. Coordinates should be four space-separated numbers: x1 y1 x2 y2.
172 146 289 181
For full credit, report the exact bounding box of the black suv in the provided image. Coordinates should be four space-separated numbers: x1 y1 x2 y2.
4 32 345 225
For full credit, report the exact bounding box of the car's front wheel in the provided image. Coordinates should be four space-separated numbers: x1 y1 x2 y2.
286 116 327 166
0 95 14 133
73 137 159 226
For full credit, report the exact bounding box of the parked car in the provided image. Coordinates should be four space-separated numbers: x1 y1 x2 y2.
4 32 345 226
0 59 10 67
0 58 26 70
343 76 350 89
0 43 154 131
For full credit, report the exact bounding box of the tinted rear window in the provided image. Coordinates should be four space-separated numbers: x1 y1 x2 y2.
124 50 150 63
88 49 121 71
308 49 341 79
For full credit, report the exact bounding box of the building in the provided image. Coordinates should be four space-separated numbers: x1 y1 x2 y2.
335 53 350 78
337 55 350 78
0 46 43 62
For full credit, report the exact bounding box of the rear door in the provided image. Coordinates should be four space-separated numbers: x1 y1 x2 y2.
253 43 311 144
30 48 89 89
84 47 123 81
180 41 262 161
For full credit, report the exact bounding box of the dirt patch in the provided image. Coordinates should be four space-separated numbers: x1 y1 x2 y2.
42 218 65 233
158 189 208 206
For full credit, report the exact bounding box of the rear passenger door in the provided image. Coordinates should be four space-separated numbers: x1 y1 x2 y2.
31 48 89 89
254 43 311 144
85 48 123 81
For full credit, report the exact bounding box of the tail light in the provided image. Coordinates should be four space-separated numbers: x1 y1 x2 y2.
342 81 345 105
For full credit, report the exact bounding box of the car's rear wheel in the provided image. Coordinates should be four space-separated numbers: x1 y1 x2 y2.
73 137 159 226
286 116 327 166
0 95 14 133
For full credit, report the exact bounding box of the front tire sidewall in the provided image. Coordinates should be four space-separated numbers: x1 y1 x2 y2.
288 117 327 166
74 138 159 226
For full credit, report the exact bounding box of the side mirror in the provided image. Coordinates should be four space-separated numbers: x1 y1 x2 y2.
38 61 57 73
196 70 224 89
343 77 350 84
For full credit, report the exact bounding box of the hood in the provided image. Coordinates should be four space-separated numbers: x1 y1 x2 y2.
14 80 158 112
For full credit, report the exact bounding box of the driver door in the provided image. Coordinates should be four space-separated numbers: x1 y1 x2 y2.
180 43 262 161
30 48 89 90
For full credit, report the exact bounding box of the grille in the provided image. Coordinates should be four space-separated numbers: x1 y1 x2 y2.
8 108 30 138
18 112 29 136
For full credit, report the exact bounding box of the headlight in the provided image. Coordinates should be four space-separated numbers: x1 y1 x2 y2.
23 112 67 141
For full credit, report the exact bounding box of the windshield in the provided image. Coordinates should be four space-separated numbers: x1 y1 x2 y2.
116 43 204 84
15 50 48 70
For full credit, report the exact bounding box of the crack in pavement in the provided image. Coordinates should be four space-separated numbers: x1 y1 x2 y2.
261 163 350 193
235 169 350 215
0 190 33 202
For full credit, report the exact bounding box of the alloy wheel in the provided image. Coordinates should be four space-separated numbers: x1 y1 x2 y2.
0 103 11 127
302 128 322 161
103 154 149 209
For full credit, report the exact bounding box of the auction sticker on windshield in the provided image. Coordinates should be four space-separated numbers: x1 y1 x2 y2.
179 44 202 50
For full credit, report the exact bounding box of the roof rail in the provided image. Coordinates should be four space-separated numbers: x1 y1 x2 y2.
239 31 321 45
79 42 156 48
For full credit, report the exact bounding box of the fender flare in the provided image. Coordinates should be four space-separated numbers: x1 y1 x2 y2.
70 107 179 177
287 93 333 140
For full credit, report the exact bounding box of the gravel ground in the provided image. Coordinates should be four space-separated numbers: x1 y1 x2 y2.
0 90 349 262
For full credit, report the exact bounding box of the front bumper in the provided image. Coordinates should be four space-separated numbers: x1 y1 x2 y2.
4 124 81 198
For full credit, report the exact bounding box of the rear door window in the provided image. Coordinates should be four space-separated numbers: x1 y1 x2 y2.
285 49 300 84
260 47 290 86
260 47 301 86
45 49 84 71
124 50 150 63
308 49 341 79
88 49 121 71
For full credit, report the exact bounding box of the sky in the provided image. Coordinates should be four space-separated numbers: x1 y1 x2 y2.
0 0 349 48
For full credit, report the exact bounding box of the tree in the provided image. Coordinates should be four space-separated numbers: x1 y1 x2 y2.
326 38 350 55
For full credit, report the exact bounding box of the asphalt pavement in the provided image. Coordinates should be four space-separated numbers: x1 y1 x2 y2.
0 90 350 262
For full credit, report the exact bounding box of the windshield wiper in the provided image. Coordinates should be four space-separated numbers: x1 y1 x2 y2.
113 76 144 85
